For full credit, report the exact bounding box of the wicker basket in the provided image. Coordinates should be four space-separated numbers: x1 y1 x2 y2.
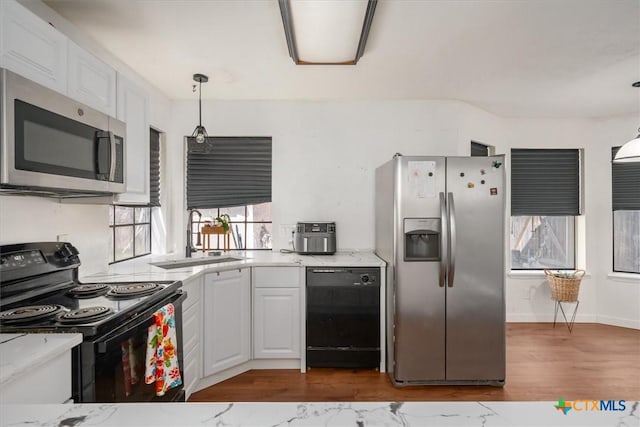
544 269 585 302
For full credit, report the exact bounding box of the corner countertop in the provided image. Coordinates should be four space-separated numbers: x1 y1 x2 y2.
81 251 385 283
0 333 82 387
1 401 637 426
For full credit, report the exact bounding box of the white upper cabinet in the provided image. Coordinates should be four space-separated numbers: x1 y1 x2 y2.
67 41 116 116
115 74 150 204
0 0 67 94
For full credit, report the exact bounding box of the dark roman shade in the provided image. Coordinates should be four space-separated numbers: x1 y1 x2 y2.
149 129 161 207
470 141 489 157
187 136 272 209
612 147 640 210
511 149 580 216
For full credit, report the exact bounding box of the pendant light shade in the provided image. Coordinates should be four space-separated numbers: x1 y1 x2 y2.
613 128 640 163
191 73 208 144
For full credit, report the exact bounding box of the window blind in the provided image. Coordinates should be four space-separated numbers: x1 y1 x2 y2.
187 136 272 209
511 149 580 216
149 129 161 207
612 147 640 210
470 141 489 157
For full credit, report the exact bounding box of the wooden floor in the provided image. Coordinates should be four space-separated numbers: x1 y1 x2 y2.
189 323 640 402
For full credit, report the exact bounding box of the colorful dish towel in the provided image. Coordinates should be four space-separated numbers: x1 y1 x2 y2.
145 303 182 396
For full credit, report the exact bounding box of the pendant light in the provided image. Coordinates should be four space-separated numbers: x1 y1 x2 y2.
613 127 640 163
614 82 640 163
191 73 209 144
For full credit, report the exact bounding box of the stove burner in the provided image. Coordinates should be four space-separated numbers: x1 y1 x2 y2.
0 304 65 325
67 284 111 298
106 283 162 299
58 306 113 324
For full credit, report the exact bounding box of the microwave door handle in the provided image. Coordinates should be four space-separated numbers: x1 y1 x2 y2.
95 131 111 179
109 131 117 181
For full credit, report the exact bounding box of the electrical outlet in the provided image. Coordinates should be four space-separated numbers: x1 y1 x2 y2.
56 234 69 242
522 287 531 300
280 224 296 237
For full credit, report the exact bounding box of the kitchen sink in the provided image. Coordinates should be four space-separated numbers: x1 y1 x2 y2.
150 256 244 269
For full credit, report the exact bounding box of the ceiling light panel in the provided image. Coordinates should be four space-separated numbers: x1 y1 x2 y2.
290 0 369 64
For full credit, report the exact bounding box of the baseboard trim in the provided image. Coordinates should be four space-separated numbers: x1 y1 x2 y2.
596 315 640 330
506 313 596 323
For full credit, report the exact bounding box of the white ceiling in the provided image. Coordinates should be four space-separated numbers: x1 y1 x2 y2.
42 0 640 118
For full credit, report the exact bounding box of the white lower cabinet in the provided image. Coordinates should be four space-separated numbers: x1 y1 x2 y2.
203 269 251 376
253 287 300 358
1 350 71 404
180 275 203 399
252 267 301 359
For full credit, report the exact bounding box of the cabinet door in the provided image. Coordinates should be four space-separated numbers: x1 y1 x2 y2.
115 74 150 204
253 266 301 288
0 0 67 93
203 269 250 376
67 41 116 116
254 287 300 359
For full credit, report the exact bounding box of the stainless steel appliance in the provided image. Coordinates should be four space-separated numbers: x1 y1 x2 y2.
294 222 336 254
0 68 126 196
375 154 505 386
306 267 380 368
0 242 185 402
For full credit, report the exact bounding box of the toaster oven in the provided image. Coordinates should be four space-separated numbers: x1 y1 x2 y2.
294 222 336 255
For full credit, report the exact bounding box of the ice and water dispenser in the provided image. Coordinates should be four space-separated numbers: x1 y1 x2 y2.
404 218 441 261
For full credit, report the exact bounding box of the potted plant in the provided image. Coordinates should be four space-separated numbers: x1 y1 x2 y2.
215 214 231 232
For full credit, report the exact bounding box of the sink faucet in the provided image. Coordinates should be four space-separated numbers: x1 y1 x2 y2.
186 209 202 257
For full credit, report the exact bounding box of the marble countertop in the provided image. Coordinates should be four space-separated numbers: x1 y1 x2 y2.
0 333 82 387
81 250 385 283
1 401 637 426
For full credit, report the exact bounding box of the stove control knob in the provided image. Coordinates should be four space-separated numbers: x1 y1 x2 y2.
57 243 79 261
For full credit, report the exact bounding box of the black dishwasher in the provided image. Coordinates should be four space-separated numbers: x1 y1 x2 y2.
306 267 380 368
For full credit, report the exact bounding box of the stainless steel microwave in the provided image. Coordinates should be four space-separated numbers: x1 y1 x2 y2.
0 68 126 195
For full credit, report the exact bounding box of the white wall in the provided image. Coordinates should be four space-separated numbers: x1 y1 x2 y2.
166 99 507 253
4 0 638 327
165 100 638 328
0 196 109 275
501 114 640 328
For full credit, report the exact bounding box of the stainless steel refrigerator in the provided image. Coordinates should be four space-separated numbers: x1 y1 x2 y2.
375 154 505 386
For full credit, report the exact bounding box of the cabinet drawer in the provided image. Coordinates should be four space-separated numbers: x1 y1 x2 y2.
182 279 202 310
182 302 200 353
253 267 300 288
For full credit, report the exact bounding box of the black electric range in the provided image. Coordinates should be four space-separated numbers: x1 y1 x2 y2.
0 241 185 403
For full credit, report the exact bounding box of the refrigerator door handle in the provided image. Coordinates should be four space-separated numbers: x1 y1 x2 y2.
447 192 456 287
439 192 447 287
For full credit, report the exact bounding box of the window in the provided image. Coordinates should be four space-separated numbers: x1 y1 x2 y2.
510 149 580 270
191 203 272 251
470 141 490 156
108 129 160 264
186 136 272 252
611 147 640 274
511 216 575 269
109 206 151 263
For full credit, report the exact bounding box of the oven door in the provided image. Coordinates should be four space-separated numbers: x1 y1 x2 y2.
79 291 186 403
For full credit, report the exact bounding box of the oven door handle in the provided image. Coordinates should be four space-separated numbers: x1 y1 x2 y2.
97 291 185 354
